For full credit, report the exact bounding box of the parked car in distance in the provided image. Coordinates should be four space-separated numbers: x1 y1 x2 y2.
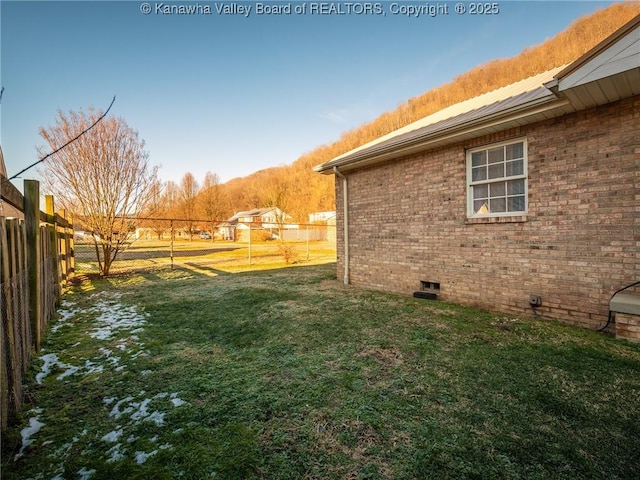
199 231 212 240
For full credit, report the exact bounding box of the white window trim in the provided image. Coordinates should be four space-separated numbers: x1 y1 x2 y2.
466 138 528 219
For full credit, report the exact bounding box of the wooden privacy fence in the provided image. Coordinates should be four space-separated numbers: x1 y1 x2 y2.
1 177 74 430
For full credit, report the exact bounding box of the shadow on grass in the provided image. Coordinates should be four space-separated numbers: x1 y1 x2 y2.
119 246 242 261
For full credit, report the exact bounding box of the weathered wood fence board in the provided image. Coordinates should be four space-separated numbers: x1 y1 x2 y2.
1 176 73 430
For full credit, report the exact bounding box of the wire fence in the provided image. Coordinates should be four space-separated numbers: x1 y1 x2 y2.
1 179 73 430
74 221 337 276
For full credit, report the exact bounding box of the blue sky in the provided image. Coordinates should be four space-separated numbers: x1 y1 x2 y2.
1 0 619 188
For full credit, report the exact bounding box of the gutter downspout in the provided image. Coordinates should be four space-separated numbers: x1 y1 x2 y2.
333 166 349 285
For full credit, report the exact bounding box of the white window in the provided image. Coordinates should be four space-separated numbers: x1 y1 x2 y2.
467 139 527 217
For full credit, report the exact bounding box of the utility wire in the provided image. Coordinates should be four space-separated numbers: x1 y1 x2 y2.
6 95 116 182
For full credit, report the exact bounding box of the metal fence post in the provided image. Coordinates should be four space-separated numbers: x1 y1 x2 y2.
170 220 174 270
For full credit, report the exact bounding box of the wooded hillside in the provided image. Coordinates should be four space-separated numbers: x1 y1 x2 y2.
170 3 640 223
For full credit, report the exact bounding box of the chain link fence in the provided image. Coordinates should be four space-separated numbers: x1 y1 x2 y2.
74 220 336 276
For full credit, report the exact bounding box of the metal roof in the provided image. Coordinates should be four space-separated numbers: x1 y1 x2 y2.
315 67 568 173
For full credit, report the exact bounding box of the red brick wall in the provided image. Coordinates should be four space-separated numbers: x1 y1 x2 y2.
334 95 639 329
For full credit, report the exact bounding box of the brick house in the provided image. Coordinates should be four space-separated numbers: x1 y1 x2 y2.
315 16 640 334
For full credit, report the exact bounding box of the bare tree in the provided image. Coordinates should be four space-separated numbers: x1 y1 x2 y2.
143 179 170 240
258 170 291 239
199 171 227 240
178 172 199 240
163 180 180 216
39 107 158 276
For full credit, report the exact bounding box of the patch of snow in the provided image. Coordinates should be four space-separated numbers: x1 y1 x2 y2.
101 428 123 443
170 393 187 407
140 370 152 376
15 416 45 460
130 350 147 359
99 347 113 356
130 398 153 422
36 351 112 385
36 353 60 384
106 443 125 463
50 323 63 334
84 360 103 375
145 411 165 426
109 396 134 420
106 392 189 431
49 442 74 458
135 449 158 464
78 467 96 480
36 353 80 385
50 301 80 333
56 363 81 381
89 299 148 341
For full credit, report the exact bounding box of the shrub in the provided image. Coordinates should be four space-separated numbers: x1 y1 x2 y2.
278 244 298 264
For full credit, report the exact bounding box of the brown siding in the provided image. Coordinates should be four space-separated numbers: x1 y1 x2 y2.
335 95 640 330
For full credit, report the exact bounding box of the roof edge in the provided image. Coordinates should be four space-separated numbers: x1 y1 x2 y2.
315 95 569 174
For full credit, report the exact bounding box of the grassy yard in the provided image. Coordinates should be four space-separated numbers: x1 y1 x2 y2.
2 263 640 479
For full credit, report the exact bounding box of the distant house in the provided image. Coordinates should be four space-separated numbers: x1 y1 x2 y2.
219 207 296 241
307 211 337 242
308 211 336 223
314 16 640 336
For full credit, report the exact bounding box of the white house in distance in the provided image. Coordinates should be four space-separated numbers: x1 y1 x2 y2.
219 207 297 241
308 211 337 242
308 211 336 223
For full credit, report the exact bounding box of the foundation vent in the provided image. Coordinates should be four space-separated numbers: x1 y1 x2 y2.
413 281 440 300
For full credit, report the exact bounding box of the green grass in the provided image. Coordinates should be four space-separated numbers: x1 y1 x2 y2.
2 263 640 479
